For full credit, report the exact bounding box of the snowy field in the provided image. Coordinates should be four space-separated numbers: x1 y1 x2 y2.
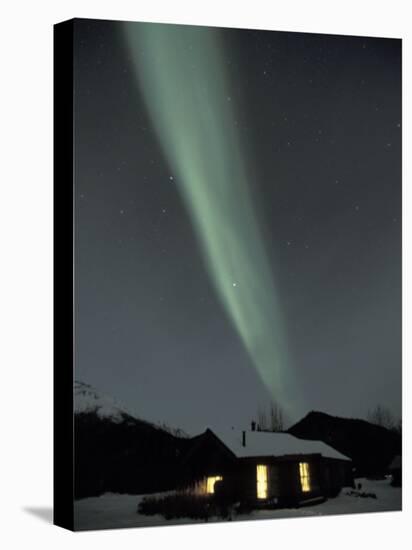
74 478 401 531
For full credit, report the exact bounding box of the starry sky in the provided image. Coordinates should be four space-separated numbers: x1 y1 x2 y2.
74 19 401 434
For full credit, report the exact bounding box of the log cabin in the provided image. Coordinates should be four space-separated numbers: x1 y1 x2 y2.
181 425 353 507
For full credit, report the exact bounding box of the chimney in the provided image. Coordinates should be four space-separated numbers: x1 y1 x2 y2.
251 421 256 432
242 430 246 447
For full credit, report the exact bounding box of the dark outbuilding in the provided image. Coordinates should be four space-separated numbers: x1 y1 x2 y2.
388 455 402 487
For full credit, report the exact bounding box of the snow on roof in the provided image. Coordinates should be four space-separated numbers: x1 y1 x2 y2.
210 428 351 461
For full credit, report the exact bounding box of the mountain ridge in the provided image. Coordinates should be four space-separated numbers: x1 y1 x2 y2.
288 410 401 475
74 380 191 499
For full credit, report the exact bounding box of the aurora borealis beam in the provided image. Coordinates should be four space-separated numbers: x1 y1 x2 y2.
124 23 300 414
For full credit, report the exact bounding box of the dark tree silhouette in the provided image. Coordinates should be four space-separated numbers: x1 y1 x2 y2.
256 400 285 432
367 405 396 431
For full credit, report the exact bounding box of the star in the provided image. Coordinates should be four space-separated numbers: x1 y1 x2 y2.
232 282 237 287
162 208 167 214
169 176 174 181
120 209 125 215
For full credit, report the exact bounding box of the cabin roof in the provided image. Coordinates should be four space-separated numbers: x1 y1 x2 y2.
208 428 351 461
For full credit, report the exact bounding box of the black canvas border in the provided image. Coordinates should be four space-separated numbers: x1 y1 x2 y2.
53 18 75 531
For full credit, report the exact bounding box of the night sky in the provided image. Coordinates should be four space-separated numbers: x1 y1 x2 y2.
74 19 401 434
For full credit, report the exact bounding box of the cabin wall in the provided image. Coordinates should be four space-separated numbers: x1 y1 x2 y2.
246 457 335 505
181 433 353 505
235 458 324 505
275 462 299 503
234 462 258 501
183 456 352 503
282 459 324 504
268 463 280 497
319 459 353 496
180 431 236 490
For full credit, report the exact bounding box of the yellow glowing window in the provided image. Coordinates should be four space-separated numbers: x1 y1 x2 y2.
256 465 268 499
299 462 311 492
206 476 222 494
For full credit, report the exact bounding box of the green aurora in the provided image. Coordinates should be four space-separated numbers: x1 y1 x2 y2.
124 23 301 416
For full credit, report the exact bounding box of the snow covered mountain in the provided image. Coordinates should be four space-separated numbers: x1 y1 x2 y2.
74 381 191 499
75 381 134 424
75 381 187 436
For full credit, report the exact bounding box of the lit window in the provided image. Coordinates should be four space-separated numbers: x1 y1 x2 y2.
256 464 268 499
299 462 311 492
206 476 222 494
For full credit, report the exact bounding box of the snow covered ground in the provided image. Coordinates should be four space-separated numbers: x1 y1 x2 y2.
74 478 401 531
